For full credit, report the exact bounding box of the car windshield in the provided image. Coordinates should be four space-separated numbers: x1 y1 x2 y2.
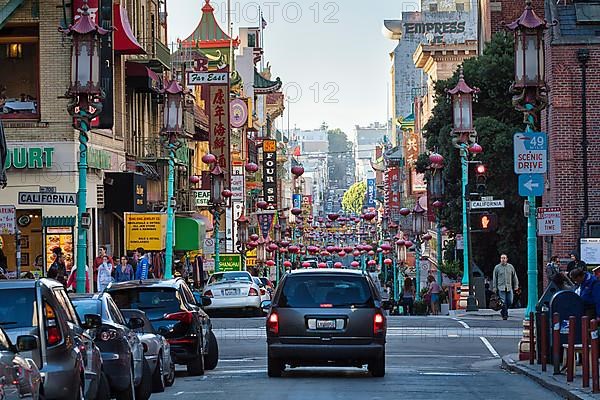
208 272 252 284
278 274 374 308
0 288 37 328
71 299 100 321
108 288 182 321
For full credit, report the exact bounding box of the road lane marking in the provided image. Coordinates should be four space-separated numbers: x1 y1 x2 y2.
448 334 460 338
452 318 471 329
479 336 500 358
419 372 476 376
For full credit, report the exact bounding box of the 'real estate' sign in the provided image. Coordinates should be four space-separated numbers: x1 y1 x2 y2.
263 139 277 206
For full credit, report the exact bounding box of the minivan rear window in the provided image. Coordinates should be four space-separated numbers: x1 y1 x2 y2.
0 289 37 328
109 288 183 320
278 275 374 308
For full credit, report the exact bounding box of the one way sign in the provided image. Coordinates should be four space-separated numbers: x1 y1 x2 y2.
518 174 544 197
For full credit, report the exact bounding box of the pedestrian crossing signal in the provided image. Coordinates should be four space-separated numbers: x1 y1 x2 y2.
475 212 498 233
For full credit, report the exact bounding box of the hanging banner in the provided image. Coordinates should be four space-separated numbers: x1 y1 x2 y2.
388 167 400 220
263 139 277 206
366 179 376 207
208 69 230 187
292 194 302 209
302 195 313 216
257 212 275 240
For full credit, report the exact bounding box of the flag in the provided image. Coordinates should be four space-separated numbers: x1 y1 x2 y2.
261 15 268 29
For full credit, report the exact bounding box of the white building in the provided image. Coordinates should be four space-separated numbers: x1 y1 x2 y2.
353 123 388 182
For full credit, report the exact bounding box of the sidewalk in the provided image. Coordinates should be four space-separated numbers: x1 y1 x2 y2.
502 354 599 399
448 308 525 321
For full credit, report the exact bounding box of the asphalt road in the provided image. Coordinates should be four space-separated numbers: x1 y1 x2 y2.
153 316 560 399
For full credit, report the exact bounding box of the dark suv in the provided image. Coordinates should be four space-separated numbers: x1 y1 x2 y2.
266 269 386 377
107 278 218 375
0 279 105 400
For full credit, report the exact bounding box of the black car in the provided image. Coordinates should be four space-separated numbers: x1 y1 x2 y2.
265 269 387 377
70 293 152 400
107 278 218 376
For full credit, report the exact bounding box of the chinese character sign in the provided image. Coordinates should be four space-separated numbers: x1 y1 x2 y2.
387 168 400 220
263 140 278 207
209 83 230 187
366 179 376 207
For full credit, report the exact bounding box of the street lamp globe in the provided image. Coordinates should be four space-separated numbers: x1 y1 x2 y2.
210 164 225 205
236 213 249 244
447 71 478 134
163 80 184 133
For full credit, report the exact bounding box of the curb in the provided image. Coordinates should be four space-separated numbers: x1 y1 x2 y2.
501 355 597 400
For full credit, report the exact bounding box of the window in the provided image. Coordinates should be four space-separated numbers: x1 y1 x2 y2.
0 25 40 120
54 289 80 325
107 298 126 325
429 3 438 12
456 2 465 12
0 288 37 328
248 32 257 47
278 274 374 308
72 300 100 322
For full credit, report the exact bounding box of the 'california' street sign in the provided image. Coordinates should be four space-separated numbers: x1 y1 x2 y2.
469 199 505 210
18 192 76 206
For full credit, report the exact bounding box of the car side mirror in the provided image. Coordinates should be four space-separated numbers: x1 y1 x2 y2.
128 317 145 330
81 314 102 330
261 300 272 313
200 296 212 307
16 335 38 352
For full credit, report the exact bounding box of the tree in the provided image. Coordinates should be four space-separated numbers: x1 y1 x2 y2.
422 32 527 280
341 181 366 215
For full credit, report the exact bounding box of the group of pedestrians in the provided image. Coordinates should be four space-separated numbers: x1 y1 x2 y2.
398 274 441 316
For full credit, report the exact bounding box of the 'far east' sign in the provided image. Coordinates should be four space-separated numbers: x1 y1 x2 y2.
537 207 561 236
514 132 548 174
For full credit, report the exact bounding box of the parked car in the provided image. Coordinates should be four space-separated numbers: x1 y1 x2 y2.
0 326 43 399
0 279 106 400
107 278 218 376
265 269 387 377
70 293 152 400
252 277 272 303
258 277 275 292
202 271 263 316
121 309 176 392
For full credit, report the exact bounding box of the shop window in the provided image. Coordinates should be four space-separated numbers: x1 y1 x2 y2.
0 26 40 120
248 32 257 47
456 2 465 12
429 3 438 12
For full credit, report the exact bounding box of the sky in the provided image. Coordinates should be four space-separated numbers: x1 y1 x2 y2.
167 0 422 139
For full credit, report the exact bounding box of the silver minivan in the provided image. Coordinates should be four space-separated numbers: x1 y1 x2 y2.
0 279 105 400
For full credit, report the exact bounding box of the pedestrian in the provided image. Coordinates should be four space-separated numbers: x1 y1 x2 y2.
47 248 67 286
567 251 586 273
135 248 150 280
427 275 442 315
114 255 134 282
66 265 90 293
401 277 415 316
569 268 600 319
492 254 519 320
93 246 114 291
97 255 113 292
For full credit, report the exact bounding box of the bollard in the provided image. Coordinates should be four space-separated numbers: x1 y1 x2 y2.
582 316 590 388
567 315 576 382
530 311 535 365
541 312 548 372
553 312 561 375
591 318 599 393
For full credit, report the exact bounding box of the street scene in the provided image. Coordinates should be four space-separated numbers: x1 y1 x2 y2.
1 0 600 398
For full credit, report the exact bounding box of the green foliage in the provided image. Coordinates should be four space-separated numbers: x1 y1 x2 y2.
440 260 462 280
415 153 432 175
341 181 366 214
413 300 428 315
422 32 526 278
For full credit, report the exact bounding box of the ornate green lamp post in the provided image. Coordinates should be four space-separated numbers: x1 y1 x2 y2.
61 0 109 292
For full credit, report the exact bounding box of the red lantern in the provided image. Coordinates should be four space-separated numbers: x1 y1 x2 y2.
334 262 343 269
257 200 268 210
432 200 444 209
344 246 353 253
222 189 233 199
289 245 300 254
301 262 311 268
249 234 259 242
429 152 444 166
338 251 346 257
202 153 217 164
318 262 327 268
384 258 393 265
189 175 200 184
404 240 414 248
246 241 258 250
353 250 360 257
291 208 302 216
350 261 360 268
399 208 411 217
469 143 483 154
291 165 305 177
245 162 259 173
368 250 375 256
328 214 339 221
367 260 377 266
268 243 279 252
284 260 292 268
266 260 275 267
422 233 433 241
395 239 405 247
280 241 290 248
381 243 392 252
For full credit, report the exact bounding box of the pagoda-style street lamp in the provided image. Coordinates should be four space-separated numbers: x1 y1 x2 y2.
210 164 225 272
236 212 249 271
411 202 427 300
161 80 184 279
447 69 480 311
507 0 549 359
61 0 110 292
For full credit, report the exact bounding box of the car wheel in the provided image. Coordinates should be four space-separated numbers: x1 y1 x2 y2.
164 361 176 387
204 330 219 371
115 365 136 400
152 354 166 393
186 339 205 376
95 372 111 400
135 359 152 400
267 355 283 378
368 349 385 377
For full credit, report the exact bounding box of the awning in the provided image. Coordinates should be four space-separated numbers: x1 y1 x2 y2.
113 4 145 55
175 216 207 252
42 216 76 228
126 62 161 92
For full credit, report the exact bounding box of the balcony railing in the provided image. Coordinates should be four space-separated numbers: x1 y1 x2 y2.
135 137 188 164
128 37 171 71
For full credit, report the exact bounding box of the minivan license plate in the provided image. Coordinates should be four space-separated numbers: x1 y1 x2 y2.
225 289 236 295
316 319 336 329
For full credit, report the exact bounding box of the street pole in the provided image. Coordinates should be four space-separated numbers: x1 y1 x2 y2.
76 130 88 293
15 229 21 279
415 240 421 301
436 215 443 285
525 124 538 316
164 146 175 279
275 250 280 286
460 144 470 307
393 258 398 303
214 209 221 273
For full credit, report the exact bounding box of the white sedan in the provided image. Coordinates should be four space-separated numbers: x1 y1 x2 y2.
202 271 264 316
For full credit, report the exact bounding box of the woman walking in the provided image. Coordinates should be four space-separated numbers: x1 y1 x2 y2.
114 256 134 282
97 255 113 292
402 277 415 316
427 275 442 315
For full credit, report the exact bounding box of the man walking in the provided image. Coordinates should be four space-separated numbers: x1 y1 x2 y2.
135 248 150 280
493 254 519 320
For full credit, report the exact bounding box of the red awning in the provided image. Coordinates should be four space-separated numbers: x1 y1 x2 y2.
125 62 161 91
113 4 145 55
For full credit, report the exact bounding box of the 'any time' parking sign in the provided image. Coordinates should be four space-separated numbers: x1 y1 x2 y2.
514 132 548 174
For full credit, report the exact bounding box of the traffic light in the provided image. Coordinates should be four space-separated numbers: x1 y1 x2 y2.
474 212 498 233
475 163 487 194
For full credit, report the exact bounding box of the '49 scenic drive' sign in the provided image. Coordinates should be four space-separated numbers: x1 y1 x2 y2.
514 132 548 174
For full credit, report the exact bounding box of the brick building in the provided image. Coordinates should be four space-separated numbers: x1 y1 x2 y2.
542 0 600 264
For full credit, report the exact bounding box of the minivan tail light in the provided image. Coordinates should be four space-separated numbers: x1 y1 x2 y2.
165 311 193 325
248 287 259 296
47 326 62 346
260 288 266 295
267 313 279 335
204 290 213 298
373 313 385 336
